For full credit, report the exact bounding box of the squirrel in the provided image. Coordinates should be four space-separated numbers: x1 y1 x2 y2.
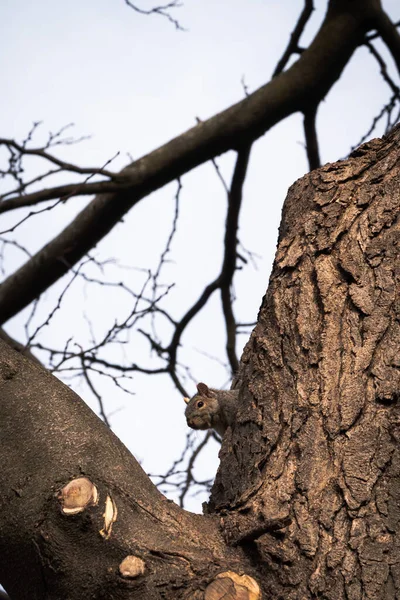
184 383 240 437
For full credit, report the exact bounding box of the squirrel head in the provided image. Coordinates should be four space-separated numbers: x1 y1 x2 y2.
184 383 219 431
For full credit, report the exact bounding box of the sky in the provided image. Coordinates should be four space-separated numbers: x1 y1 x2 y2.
1 0 399 513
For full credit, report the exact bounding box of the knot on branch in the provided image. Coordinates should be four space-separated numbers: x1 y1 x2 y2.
57 478 117 539
57 477 98 515
119 555 146 579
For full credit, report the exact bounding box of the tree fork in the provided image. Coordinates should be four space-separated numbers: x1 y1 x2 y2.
0 125 399 598
0 338 258 599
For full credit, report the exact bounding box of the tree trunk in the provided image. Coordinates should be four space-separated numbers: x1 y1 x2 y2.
210 124 400 599
1 125 399 599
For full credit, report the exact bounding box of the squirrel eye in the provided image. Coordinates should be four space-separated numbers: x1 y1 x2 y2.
197 401 204 408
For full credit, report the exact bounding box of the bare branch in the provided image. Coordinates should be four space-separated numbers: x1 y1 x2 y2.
273 0 314 77
0 1 382 326
136 144 252 390
25 258 89 346
0 181 123 214
0 199 65 236
303 105 321 170
0 153 120 235
167 277 221 372
80 360 111 428
149 180 182 345
364 41 400 96
0 123 97 206
349 40 400 150
220 144 252 374
372 12 400 74
364 19 400 42
0 125 121 211
149 430 214 505
0 238 31 277
124 0 184 30
0 137 117 179
25 258 175 406
178 431 213 507
76 356 168 376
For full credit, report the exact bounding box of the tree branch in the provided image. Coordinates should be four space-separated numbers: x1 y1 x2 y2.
364 40 400 96
273 0 314 77
0 181 125 213
124 0 184 30
0 0 381 325
220 144 252 374
0 138 117 179
373 11 400 75
0 339 244 599
303 105 321 170
0 328 41 366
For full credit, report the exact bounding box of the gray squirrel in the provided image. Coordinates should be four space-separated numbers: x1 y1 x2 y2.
184 383 239 436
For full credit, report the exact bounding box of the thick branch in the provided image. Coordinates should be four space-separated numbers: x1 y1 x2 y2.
0 328 41 366
374 10 400 74
0 339 249 599
0 0 380 325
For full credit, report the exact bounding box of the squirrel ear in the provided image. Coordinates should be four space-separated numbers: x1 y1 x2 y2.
183 397 190 404
197 382 211 397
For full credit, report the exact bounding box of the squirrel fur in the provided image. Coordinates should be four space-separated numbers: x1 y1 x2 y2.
184 382 239 436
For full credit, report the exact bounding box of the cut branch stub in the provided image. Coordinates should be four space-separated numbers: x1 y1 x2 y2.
204 572 261 600
57 477 98 515
119 555 146 579
100 494 118 539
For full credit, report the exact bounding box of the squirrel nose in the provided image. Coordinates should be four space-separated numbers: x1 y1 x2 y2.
187 416 198 428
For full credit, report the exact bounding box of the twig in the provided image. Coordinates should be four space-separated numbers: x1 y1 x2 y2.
124 0 184 30
273 0 314 77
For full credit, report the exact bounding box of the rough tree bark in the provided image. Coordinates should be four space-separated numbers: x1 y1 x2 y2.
0 125 399 599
